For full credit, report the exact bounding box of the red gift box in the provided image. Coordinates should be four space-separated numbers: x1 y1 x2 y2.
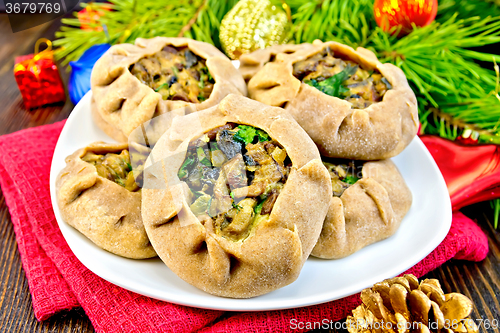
14 39 65 109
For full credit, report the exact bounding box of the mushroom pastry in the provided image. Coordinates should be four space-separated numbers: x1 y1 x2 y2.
312 158 412 259
56 142 156 259
238 43 313 82
248 40 418 160
91 37 247 142
141 94 331 298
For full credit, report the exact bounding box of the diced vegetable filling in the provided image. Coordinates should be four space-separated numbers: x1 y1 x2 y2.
322 160 363 196
130 46 214 103
292 47 392 109
178 124 291 241
82 149 140 192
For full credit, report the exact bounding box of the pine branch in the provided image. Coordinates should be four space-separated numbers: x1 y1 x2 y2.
178 0 208 37
53 0 238 64
437 0 500 22
288 0 375 47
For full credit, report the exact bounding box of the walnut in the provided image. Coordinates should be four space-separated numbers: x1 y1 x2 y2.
347 274 478 333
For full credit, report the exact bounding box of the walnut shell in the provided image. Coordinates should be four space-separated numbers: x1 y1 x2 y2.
347 274 478 333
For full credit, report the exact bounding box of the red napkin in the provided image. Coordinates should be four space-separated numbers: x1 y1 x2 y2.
420 135 500 210
0 122 489 333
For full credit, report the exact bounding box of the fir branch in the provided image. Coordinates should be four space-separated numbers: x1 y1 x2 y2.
178 0 207 37
423 107 500 144
361 15 500 142
288 0 375 47
54 0 238 64
437 0 500 22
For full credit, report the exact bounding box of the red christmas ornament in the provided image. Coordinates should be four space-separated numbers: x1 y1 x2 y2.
456 128 480 145
14 39 66 109
373 0 438 36
77 5 109 31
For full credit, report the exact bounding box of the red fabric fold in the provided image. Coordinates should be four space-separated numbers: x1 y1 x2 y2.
420 135 500 210
0 153 79 320
0 122 490 333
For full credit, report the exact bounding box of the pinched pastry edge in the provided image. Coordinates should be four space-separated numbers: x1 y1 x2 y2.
56 142 156 259
238 43 313 82
91 37 247 142
141 94 332 298
248 40 419 160
312 159 412 259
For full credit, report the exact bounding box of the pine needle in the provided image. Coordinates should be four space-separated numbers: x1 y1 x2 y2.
491 199 500 229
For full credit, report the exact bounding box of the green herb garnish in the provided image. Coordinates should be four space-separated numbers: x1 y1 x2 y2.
178 156 195 179
234 125 257 144
232 201 242 211
209 142 219 151
190 194 211 215
305 65 357 98
155 82 169 92
344 174 360 185
199 67 214 89
230 192 242 211
191 190 205 198
199 73 206 89
172 66 179 76
207 197 216 218
234 125 270 144
196 147 212 167
256 129 270 142
254 198 266 215
203 67 214 82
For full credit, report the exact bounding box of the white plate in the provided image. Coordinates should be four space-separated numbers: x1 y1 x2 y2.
50 91 451 311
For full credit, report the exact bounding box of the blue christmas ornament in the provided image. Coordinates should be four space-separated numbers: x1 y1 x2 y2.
68 43 111 104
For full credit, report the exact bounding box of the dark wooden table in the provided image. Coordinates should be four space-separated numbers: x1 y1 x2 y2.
0 13 499 333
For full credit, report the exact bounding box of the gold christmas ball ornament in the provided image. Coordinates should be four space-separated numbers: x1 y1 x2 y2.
219 0 289 60
347 274 478 333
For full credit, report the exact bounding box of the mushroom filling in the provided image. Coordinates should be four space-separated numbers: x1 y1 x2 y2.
82 150 140 192
322 160 364 196
292 47 392 109
178 124 291 241
129 46 215 103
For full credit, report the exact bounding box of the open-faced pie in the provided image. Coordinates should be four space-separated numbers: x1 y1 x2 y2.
91 37 247 142
141 94 331 298
56 142 155 259
312 158 412 259
248 40 418 160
